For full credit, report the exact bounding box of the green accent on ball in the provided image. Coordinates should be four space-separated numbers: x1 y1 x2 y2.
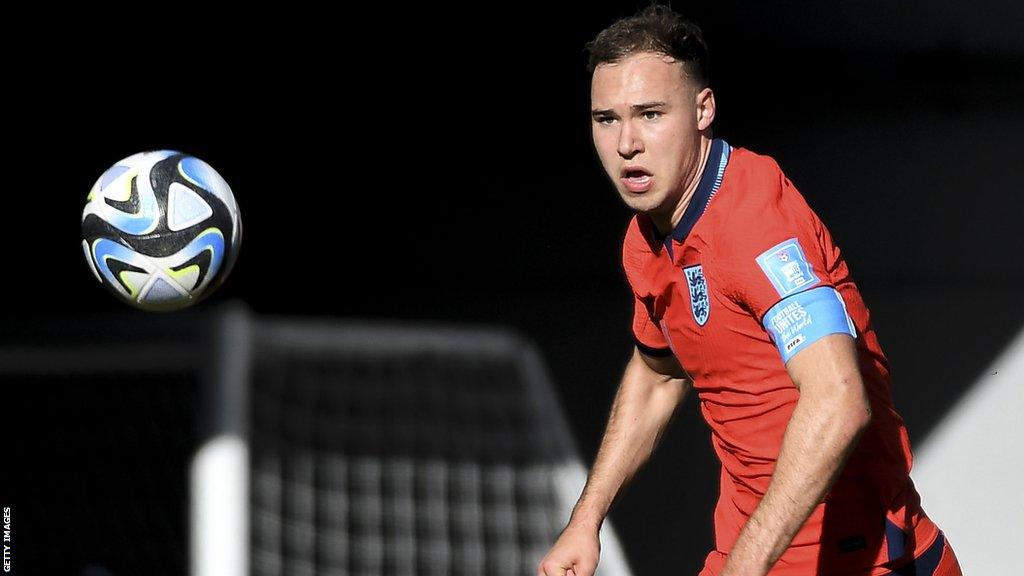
167 264 200 280
109 173 134 202
117 269 140 297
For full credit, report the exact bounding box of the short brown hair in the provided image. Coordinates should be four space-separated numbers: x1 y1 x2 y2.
586 4 710 88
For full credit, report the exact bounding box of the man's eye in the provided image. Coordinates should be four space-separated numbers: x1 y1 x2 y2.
643 111 662 120
596 116 616 125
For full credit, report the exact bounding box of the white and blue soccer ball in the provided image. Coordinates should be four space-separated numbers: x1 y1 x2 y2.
81 150 242 311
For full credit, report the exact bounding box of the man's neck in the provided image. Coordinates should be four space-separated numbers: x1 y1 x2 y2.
651 135 713 236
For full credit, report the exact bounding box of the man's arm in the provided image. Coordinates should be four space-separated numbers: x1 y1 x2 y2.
571 347 692 529
538 347 691 576
721 333 872 576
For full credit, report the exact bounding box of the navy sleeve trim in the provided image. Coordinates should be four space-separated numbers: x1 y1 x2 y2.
634 339 673 357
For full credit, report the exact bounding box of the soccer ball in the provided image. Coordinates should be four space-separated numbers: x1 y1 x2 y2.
81 150 242 311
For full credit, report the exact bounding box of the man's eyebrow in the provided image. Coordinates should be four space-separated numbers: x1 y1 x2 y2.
591 102 668 117
631 101 667 111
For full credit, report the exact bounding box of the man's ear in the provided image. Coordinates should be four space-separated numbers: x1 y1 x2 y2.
696 87 716 131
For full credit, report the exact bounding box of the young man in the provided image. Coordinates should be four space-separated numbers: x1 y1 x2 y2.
538 6 962 576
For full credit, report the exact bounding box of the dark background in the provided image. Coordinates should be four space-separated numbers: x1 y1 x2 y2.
7 1 1024 572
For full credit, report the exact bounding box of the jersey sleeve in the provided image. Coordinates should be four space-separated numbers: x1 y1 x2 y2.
622 219 672 356
631 293 672 356
712 162 856 363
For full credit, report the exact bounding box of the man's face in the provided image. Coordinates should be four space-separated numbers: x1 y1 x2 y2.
590 52 706 223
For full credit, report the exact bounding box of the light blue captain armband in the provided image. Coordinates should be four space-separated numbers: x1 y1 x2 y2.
763 286 857 363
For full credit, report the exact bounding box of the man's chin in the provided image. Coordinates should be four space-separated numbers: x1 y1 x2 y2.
621 191 664 214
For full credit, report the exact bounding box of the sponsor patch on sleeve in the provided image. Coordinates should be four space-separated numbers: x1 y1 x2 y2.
756 238 821 298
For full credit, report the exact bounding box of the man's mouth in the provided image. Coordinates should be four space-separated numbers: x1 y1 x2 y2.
621 168 653 193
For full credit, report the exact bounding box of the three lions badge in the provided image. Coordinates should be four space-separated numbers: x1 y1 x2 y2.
683 265 709 326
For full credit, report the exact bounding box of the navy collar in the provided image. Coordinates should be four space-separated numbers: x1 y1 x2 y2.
641 138 731 255
671 138 730 243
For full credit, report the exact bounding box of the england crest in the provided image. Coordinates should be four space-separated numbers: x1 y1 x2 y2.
683 265 710 326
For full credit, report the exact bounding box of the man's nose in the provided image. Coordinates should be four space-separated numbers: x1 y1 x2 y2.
617 121 643 159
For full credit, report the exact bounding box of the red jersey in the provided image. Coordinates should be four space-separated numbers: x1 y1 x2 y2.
622 139 939 575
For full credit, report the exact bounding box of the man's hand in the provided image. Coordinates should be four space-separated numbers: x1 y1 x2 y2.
536 522 601 576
